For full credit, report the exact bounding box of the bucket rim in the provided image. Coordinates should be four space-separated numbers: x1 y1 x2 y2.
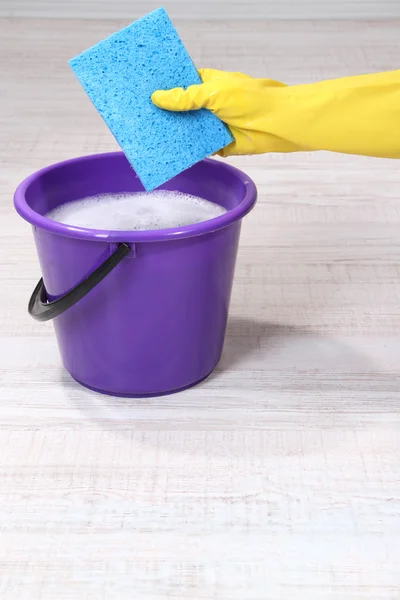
14 152 257 243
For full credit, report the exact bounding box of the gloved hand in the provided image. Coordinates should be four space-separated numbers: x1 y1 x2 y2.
152 68 400 159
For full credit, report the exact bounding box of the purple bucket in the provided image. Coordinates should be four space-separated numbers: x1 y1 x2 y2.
14 152 257 396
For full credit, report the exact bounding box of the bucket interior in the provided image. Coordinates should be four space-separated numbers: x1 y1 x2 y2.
24 153 248 218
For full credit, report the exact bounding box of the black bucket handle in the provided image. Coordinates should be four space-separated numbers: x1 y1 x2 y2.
28 243 131 322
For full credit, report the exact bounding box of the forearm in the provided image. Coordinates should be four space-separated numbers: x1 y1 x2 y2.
269 70 400 158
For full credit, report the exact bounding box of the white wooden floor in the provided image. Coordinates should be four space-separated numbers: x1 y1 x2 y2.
1 18 400 600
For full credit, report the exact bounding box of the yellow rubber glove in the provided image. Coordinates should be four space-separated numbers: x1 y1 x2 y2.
152 68 400 159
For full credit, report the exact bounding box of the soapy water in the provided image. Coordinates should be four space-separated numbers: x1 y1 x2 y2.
46 190 227 231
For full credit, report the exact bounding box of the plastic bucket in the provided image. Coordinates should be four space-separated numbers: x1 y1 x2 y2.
14 152 257 396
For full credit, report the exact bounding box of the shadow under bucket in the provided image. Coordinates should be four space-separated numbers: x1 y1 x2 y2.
14 152 257 397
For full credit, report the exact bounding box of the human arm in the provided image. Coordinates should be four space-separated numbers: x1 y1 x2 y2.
152 68 400 159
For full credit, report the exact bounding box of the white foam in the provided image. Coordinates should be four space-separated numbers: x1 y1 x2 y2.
46 190 227 231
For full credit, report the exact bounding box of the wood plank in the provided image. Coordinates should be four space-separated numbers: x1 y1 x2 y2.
1 0 400 20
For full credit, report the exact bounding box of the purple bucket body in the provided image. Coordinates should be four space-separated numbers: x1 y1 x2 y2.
14 153 257 396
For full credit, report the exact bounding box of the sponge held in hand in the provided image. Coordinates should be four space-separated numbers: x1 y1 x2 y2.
69 7 233 191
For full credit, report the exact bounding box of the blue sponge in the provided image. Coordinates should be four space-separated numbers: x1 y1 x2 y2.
69 7 233 191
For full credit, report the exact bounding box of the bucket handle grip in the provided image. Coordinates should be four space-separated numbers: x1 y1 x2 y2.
28 243 131 322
